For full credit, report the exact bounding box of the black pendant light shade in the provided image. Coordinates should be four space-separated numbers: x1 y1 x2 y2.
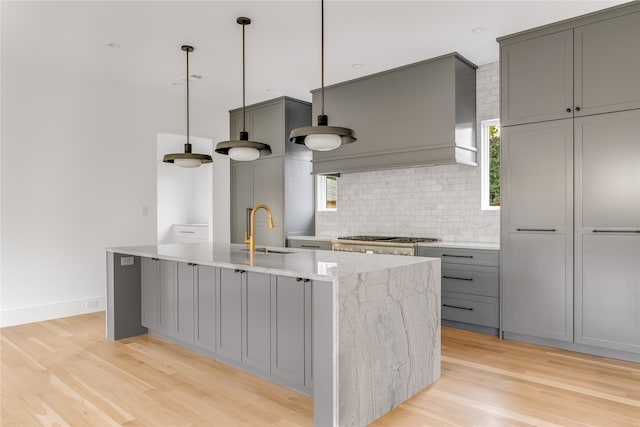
163 45 213 168
215 17 271 161
288 0 356 151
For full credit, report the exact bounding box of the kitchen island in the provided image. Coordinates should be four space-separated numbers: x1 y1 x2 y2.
106 243 441 426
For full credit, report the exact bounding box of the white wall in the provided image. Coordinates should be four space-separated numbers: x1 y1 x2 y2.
0 55 230 327
315 62 500 242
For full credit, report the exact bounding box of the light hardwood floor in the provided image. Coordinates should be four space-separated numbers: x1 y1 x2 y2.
1 312 638 426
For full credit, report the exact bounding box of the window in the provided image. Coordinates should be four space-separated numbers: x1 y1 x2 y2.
317 175 338 211
481 119 500 210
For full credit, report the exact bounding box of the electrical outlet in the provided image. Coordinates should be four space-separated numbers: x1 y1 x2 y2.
85 299 99 309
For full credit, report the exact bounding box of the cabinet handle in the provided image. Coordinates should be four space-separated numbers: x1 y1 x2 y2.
234 269 246 274
188 263 198 267
151 258 159 261
443 304 473 311
179 231 196 234
516 228 556 232
442 254 473 259
566 108 572 113
592 229 640 234
296 277 311 283
301 245 321 249
575 106 581 111
443 275 473 282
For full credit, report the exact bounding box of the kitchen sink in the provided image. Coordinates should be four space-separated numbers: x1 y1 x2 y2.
241 248 296 255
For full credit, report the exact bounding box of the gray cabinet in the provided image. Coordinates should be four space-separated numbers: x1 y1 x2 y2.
574 110 640 353
140 257 177 337
500 6 640 126
287 238 333 251
216 268 243 362
271 276 306 385
419 246 500 334
501 120 574 342
311 53 477 174
230 97 314 246
195 265 216 352
176 262 196 344
243 272 271 374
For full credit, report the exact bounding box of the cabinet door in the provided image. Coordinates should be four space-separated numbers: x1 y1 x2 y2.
195 265 216 352
231 161 252 244
250 102 285 157
574 11 640 117
501 30 573 126
271 276 306 385
141 257 159 329
157 260 177 337
176 262 195 344
216 268 243 362
501 120 573 342
575 110 640 353
242 272 271 373
252 157 284 247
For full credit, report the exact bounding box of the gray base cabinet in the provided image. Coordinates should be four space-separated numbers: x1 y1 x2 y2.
216 268 243 362
243 272 272 374
195 265 216 352
176 262 196 344
141 257 177 338
419 246 499 334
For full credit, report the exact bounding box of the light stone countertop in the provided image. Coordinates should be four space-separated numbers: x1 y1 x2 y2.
108 242 437 282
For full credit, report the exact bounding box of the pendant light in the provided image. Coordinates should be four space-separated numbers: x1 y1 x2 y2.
215 17 271 161
289 0 356 151
163 45 213 168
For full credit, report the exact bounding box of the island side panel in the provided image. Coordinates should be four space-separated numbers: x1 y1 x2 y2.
313 279 339 427
338 259 441 426
106 252 147 340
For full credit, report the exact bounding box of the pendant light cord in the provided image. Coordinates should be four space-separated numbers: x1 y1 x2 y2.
186 47 190 144
242 22 246 132
321 0 325 116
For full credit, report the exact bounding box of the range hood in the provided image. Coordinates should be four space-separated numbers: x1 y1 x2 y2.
309 53 477 175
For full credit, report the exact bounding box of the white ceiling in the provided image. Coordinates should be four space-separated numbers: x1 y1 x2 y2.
2 0 627 109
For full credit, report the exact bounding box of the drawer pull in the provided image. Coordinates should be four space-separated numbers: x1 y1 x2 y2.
179 231 196 234
234 269 246 274
592 229 640 233
442 254 473 259
296 277 311 283
301 245 321 248
443 304 473 311
188 263 197 267
443 275 473 282
151 258 160 261
516 228 556 232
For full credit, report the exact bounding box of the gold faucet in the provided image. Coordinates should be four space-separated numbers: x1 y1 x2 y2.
245 204 275 253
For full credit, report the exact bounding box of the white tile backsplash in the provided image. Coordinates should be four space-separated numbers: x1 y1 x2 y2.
315 62 500 243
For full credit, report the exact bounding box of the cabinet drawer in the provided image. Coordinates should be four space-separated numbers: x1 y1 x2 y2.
442 292 499 328
287 239 332 251
173 225 208 242
442 264 499 297
419 247 499 266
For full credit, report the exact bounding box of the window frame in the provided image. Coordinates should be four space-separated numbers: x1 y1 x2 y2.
481 118 500 211
317 175 338 212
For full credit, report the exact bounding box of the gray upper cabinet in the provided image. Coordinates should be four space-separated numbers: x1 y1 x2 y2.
310 53 477 174
574 11 640 117
500 5 640 127
501 120 574 342
500 30 573 126
230 97 314 246
574 109 640 353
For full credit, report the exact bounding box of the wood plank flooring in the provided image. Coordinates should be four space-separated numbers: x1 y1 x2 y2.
1 312 638 426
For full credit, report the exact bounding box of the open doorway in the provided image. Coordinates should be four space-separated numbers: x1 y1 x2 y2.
157 133 212 244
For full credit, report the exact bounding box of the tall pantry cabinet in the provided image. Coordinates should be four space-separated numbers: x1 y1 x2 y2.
499 2 640 360
229 97 314 247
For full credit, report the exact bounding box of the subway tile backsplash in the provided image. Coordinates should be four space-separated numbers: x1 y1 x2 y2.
315 62 500 243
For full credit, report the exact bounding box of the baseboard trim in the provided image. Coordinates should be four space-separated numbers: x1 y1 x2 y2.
1 296 106 327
